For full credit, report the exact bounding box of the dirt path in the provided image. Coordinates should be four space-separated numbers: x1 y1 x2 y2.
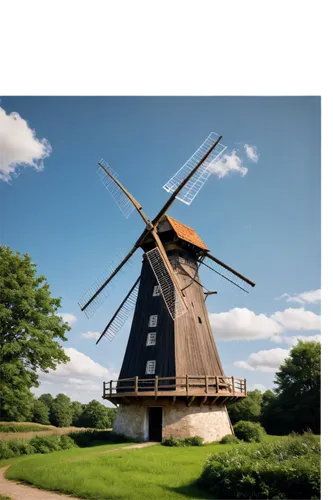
0 442 156 499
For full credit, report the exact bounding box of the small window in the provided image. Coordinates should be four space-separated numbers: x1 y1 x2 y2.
146 332 156 346
198 316 202 324
148 315 158 327
153 285 161 297
146 360 156 374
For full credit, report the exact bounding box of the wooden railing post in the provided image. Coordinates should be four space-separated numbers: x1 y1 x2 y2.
205 375 208 394
186 374 189 397
232 376 235 395
155 376 158 399
135 376 138 396
103 381 106 397
244 378 247 395
215 376 219 393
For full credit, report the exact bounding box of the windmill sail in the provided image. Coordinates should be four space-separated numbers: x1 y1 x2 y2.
201 254 255 293
97 159 136 219
145 247 187 320
162 132 227 206
96 277 140 344
78 249 134 318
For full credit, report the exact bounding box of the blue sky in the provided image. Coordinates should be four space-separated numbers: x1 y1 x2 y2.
0 96 321 403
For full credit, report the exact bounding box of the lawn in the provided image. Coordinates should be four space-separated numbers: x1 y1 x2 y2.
5 436 285 500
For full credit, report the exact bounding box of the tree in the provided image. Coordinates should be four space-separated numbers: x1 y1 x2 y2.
32 399 50 425
38 393 54 411
107 407 117 428
71 401 84 426
261 341 320 434
78 400 110 429
0 246 70 421
50 394 73 427
228 389 263 424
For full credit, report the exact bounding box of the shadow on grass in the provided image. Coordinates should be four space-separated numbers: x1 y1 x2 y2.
161 480 218 499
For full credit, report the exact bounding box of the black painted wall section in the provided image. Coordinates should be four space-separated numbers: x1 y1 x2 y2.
118 257 176 381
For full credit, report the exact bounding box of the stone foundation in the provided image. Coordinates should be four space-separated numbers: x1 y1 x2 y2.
113 403 233 443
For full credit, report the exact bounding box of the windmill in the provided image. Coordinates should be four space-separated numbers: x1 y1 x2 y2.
79 133 255 442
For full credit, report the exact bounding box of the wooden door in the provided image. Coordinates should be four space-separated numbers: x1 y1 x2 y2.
148 407 163 442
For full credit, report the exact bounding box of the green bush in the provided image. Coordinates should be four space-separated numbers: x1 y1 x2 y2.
59 434 77 450
233 420 266 442
0 441 15 459
29 435 61 454
162 435 203 447
0 429 128 460
0 424 53 432
69 429 133 448
220 434 240 445
200 433 320 499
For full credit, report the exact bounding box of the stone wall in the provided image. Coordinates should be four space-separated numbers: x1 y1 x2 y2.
113 404 147 441
163 404 232 442
113 403 233 443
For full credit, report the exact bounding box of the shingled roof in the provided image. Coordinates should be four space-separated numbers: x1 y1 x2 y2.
164 215 209 251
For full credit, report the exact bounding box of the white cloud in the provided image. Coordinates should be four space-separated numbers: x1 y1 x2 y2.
57 313 77 327
51 347 109 378
35 347 119 404
271 308 321 331
209 306 320 342
277 289 321 305
235 348 290 372
0 106 52 182
244 144 259 162
208 150 248 179
209 308 283 341
81 331 100 340
281 334 321 346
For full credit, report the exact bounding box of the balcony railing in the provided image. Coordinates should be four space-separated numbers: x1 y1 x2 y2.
103 375 246 399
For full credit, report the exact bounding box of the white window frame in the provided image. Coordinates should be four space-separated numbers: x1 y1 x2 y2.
146 332 157 346
146 360 156 375
153 285 161 297
148 314 158 327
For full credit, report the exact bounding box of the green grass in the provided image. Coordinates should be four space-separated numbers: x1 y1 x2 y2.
0 442 133 469
5 436 286 500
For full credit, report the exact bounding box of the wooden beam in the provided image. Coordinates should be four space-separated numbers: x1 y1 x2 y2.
211 395 220 406
200 396 207 407
187 396 195 407
155 376 159 401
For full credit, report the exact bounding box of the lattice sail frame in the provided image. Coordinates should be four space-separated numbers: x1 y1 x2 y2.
100 279 140 343
162 132 227 205
97 159 135 219
78 250 131 318
145 247 187 320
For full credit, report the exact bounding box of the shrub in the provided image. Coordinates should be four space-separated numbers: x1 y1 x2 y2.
59 435 77 450
0 423 53 432
200 433 320 499
29 436 61 454
233 420 266 442
69 429 133 447
220 434 240 445
162 435 203 447
0 441 15 459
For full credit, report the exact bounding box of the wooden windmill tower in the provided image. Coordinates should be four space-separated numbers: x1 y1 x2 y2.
79 133 255 442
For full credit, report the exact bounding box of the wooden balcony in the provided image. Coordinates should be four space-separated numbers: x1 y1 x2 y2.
103 375 246 407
